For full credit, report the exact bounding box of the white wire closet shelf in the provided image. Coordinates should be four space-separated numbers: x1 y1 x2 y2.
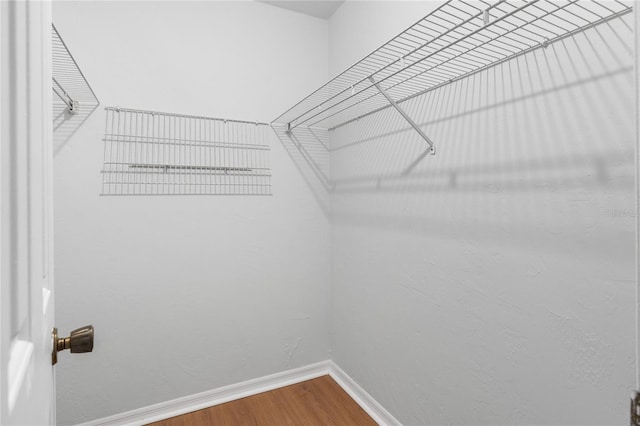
101 107 271 196
272 0 632 148
52 24 99 113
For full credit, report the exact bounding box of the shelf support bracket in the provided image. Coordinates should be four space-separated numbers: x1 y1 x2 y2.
52 76 78 115
368 76 435 155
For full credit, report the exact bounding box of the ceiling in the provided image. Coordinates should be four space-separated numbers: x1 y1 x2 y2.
259 1 344 20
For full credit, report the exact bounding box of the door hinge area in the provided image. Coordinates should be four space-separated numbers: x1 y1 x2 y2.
631 391 640 425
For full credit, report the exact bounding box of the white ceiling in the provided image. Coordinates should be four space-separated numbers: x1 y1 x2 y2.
259 1 344 20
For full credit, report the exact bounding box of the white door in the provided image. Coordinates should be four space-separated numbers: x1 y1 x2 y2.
1 0 56 425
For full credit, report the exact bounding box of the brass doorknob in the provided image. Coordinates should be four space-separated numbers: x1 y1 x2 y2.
52 325 94 365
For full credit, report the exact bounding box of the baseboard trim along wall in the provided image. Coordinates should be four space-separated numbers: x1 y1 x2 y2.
327 362 402 426
76 360 401 426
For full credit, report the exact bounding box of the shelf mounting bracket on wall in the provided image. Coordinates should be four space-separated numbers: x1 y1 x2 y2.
52 76 78 115
368 76 435 156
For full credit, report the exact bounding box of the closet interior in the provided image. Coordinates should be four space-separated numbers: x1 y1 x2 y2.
49 0 637 424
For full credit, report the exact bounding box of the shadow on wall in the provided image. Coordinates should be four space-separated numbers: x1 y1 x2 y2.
53 101 99 156
271 124 331 215
275 13 635 254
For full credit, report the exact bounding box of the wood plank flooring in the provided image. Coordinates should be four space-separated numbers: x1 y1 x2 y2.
147 375 377 426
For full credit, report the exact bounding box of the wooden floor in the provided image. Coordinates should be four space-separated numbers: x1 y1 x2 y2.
147 375 377 426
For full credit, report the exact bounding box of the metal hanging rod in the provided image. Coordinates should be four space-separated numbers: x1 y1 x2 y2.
127 164 255 173
102 134 270 150
272 0 632 139
52 23 99 113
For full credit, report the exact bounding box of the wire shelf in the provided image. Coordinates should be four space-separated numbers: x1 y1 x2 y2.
101 107 272 196
52 24 99 112
272 0 632 132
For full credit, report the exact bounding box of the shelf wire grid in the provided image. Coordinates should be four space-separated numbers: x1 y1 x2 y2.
101 107 271 196
272 0 632 131
52 24 99 109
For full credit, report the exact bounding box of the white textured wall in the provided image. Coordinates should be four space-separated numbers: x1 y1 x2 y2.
52 2 330 424
54 1 638 424
329 1 636 425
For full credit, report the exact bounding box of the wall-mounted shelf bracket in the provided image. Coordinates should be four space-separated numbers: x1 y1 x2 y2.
482 9 490 25
52 76 79 115
67 99 78 115
368 76 435 156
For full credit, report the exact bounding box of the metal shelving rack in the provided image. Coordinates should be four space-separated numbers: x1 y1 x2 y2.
272 0 632 155
101 107 272 196
52 24 99 114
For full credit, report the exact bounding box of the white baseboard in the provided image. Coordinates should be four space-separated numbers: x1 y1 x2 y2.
77 360 401 426
327 361 402 426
